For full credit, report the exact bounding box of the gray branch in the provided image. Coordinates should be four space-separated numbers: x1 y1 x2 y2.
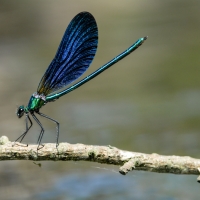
1 136 200 181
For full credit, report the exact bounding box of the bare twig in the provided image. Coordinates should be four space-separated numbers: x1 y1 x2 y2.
0 136 200 179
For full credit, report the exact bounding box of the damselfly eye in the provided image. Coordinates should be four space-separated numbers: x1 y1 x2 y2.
17 106 25 118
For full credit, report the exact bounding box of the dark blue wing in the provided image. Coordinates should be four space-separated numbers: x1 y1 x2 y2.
37 12 98 95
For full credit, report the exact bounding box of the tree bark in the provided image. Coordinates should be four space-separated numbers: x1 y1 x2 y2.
1 136 200 180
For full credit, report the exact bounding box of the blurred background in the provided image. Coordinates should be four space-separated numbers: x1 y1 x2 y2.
0 0 200 199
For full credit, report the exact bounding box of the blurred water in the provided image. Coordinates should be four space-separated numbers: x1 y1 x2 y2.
35 171 198 200
0 0 200 199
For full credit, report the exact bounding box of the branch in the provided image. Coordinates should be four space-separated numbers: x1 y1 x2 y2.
1 136 200 180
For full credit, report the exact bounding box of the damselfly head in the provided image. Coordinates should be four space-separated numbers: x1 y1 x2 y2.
16 105 25 118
